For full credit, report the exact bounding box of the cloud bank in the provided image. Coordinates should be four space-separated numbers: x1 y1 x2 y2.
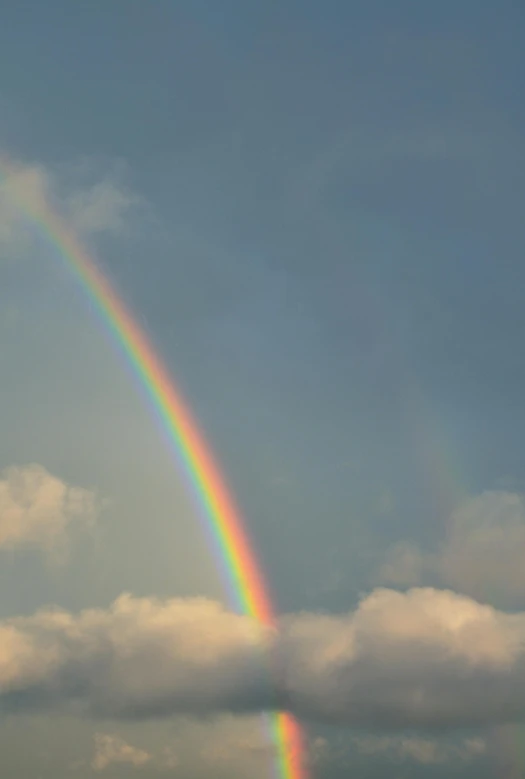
2 587 525 728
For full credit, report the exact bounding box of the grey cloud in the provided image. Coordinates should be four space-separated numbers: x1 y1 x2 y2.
91 733 151 771
86 717 279 779
377 542 425 587
353 734 486 764
437 492 525 604
2 588 525 728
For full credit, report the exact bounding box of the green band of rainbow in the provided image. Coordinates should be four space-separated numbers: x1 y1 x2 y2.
1 157 306 779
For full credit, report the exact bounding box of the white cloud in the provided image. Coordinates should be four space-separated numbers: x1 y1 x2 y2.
379 491 525 606
2 587 525 728
354 735 486 764
91 733 151 771
0 464 98 556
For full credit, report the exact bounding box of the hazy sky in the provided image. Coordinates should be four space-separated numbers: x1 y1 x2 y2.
1 2 525 778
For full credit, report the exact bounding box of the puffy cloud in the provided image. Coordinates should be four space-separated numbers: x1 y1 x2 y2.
279 586 525 727
437 491 525 604
0 464 98 556
379 491 525 606
2 587 525 728
0 594 275 718
91 733 151 771
354 735 486 764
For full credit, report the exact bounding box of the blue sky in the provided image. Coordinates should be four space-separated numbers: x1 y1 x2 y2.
1 2 525 778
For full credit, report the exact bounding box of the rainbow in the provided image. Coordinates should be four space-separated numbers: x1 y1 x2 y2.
1 156 307 779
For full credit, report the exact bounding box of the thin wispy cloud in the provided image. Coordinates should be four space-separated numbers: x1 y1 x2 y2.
0 156 141 257
91 733 151 771
83 717 279 779
65 177 140 236
353 734 486 765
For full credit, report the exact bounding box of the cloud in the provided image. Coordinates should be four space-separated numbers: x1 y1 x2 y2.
353 735 486 764
0 162 47 253
0 464 98 557
183 716 276 773
437 492 525 604
3 587 525 728
0 155 140 254
87 717 278 778
278 586 525 727
377 542 425 587
308 736 329 765
379 491 525 606
65 177 140 236
0 594 275 718
91 733 151 771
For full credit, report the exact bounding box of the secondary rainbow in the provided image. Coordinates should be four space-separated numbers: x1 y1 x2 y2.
1 156 307 779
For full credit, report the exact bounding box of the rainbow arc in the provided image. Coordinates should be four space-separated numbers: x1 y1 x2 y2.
1 156 307 779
